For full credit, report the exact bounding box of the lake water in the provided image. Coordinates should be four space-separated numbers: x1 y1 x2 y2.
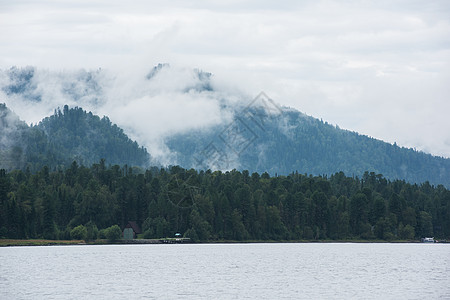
1 243 449 299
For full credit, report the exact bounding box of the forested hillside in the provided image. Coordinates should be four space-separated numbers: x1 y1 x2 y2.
0 103 57 170
2 66 449 187
0 104 150 171
167 107 450 187
37 105 150 167
1 163 448 241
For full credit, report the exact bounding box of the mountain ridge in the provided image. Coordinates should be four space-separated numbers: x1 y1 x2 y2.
1 101 449 187
166 102 450 187
1 65 449 187
0 103 150 171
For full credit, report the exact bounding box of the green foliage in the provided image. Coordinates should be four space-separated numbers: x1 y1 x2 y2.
374 218 391 240
60 227 71 240
417 211 433 237
3 102 450 190
184 228 199 242
0 104 150 172
105 225 122 242
70 225 87 240
189 209 212 241
167 109 450 187
0 165 449 242
142 217 170 239
37 106 150 168
0 227 7 238
143 229 155 239
85 221 98 241
98 229 107 239
398 223 415 240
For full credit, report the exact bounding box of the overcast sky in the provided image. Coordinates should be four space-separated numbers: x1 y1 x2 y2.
1 0 449 158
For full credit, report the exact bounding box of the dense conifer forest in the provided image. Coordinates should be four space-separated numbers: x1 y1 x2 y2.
1 91 450 242
167 109 450 187
1 163 449 241
0 104 150 171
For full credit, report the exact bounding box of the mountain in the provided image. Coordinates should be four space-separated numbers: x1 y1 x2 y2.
0 103 56 170
1 65 449 187
37 105 150 167
0 103 29 169
0 104 150 170
165 95 450 187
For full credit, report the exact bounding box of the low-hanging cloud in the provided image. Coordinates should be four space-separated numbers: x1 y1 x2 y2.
0 0 449 158
0 64 240 165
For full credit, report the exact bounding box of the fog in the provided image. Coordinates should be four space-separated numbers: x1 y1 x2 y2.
0 65 243 164
1 0 449 158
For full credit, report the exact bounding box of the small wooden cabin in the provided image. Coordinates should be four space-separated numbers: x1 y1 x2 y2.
123 221 142 240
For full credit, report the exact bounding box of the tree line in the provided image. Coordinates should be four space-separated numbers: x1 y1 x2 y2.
1 161 449 241
168 109 450 187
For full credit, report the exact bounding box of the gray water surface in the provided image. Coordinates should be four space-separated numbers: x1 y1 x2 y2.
1 243 449 299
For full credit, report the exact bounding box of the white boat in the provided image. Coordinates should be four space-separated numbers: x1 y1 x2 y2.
422 237 435 243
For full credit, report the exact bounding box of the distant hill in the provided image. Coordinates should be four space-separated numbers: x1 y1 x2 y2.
166 100 450 187
0 104 150 170
1 65 449 187
37 105 150 167
0 103 31 169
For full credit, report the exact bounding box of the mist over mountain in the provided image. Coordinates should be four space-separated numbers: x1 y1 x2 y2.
166 99 450 187
0 103 29 169
1 65 449 187
0 65 232 163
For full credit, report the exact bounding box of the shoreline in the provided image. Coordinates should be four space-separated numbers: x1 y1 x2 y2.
1 238 439 247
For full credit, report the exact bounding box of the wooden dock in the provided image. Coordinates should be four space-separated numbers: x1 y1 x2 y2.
160 237 191 244
119 238 191 244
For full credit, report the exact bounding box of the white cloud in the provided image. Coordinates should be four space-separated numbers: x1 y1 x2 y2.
0 0 449 158
0 65 237 165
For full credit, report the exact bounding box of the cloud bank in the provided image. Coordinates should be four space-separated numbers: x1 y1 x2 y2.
0 65 240 164
0 0 449 158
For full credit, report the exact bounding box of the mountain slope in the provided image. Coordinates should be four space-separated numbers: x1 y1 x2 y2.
0 104 150 170
0 103 58 170
1 66 448 187
0 103 30 169
37 105 150 168
166 104 450 187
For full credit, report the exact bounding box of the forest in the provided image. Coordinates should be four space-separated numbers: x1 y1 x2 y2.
168 109 450 187
0 104 150 172
1 162 449 241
